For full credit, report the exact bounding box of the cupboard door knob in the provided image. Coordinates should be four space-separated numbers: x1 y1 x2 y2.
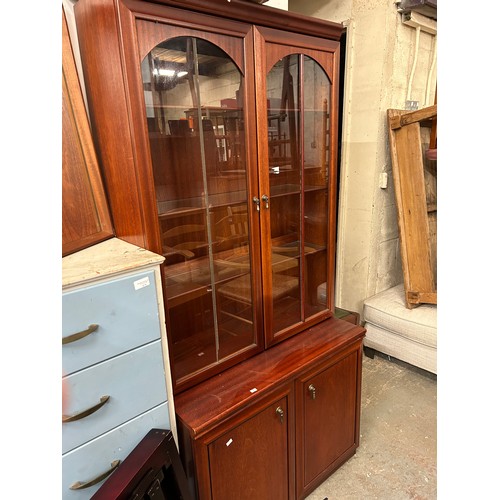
62 323 99 345
69 459 121 490
308 384 316 400
276 406 284 423
62 395 110 423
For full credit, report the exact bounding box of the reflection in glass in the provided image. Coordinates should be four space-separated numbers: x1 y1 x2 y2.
141 36 255 382
267 54 331 334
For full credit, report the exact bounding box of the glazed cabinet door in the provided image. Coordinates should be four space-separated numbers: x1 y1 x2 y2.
295 346 361 498
196 389 293 500
133 10 262 390
253 26 341 346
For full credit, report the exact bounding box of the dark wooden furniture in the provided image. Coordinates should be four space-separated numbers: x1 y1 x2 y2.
72 1 366 497
176 318 365 499
62 8 113 256
92 429 192 500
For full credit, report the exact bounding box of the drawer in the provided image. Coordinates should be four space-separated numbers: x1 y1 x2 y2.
62 403 170 500
62 270 161 375
63 340 167 454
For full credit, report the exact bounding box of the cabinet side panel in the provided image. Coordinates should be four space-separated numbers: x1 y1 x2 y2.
177 420 198 500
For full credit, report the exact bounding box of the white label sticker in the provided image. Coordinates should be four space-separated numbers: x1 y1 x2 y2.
250 388 257 393
226 438 233 447
134 276 150 290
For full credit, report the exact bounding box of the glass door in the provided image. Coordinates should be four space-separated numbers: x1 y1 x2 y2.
140 33 258 384
262 43 336 344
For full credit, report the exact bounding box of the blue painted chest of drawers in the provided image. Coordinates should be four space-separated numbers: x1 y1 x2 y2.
62 239 176 499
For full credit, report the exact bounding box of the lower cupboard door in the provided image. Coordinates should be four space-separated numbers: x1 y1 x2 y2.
303 352 358 487
207 396 290 500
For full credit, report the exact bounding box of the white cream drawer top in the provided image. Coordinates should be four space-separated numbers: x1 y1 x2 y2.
62 340 167 454
62 270 161 375
62 403 170 500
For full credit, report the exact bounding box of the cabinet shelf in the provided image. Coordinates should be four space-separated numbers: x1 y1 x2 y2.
172 324 257 383
268 108 330 114
270 184 327 197
164 252 252 307
272 240 326 256
157 189 248 218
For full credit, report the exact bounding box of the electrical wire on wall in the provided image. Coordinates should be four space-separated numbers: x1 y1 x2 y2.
406 25 420 103
425 34 437 107
401 9 437 109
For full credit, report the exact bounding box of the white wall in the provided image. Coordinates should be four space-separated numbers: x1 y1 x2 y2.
289 0 437 318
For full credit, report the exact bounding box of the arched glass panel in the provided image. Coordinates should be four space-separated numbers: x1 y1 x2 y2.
141 36 254 382
267 54 330 333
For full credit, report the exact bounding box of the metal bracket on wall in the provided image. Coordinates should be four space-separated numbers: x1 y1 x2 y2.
402 11 437 35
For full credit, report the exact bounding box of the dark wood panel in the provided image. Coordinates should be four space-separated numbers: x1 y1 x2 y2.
75 0 154 249
303 351 357 490
294 342 362 498
91 429 193 500
257 26 336 76
208 394 290 500
182 383 296 500
135 15 250 69
62 8 113 256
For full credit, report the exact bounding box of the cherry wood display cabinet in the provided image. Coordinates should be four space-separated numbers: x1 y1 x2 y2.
72 0 365 497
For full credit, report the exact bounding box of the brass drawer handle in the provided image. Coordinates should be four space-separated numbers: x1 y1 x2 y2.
69 459 120 490
62 395 110 423
308 384 316 400
276 406 284 424
62 323 98 345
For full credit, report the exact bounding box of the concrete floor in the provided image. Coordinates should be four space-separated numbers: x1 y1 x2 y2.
306 351 437 500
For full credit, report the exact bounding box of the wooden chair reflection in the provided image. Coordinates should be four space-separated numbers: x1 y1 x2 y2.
214 204 248 250
161 223 208 263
